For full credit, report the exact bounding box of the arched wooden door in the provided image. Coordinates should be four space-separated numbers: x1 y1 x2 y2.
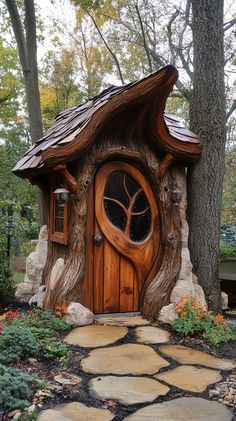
87 161 160 313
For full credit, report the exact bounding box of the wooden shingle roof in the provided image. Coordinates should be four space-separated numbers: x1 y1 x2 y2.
13 65 201 178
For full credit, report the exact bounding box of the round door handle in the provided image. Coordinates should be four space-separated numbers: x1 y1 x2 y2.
94 232 103 245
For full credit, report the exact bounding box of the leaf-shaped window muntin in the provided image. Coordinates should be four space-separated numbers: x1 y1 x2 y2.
104 171 151 242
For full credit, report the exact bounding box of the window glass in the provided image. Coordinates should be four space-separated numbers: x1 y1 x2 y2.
104 171 151 242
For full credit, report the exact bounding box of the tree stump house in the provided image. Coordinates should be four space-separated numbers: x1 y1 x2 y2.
13 65 202 320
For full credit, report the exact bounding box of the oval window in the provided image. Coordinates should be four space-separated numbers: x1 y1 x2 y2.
104 171 151 242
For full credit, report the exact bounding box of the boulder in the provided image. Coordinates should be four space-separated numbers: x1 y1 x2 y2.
28 286 46 308
65 302 94 326
15 282 33 302
221 291 228 310
49 258 65 291
178 247 193 280
15 225 48 302
158 303 177 324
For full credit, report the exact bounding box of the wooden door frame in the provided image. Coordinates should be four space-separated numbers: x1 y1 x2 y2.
82 159 162 313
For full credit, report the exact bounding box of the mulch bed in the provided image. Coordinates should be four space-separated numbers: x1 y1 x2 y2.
0 305 235 421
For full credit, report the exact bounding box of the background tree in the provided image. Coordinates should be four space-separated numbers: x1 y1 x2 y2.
5 0 43 143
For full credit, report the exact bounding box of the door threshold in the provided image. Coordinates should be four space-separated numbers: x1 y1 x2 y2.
95 312 140 319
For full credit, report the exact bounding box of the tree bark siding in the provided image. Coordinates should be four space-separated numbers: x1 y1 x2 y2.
188 0 226 310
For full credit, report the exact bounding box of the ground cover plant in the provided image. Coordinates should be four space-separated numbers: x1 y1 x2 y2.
172 295 236 346
0 364 33 410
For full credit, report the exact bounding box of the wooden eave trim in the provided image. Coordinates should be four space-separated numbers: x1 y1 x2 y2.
153 81 202 162
41 65 180 167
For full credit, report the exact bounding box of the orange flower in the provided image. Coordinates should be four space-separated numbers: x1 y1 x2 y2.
181 311 187 317
215 314 224 323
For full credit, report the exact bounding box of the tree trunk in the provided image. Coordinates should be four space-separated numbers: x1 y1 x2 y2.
6 0 45 223
187 0 226 311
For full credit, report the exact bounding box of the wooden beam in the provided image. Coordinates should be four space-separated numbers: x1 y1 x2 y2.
53 164 77 195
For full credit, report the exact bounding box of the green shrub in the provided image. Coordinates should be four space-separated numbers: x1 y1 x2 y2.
0 326 39 363
203 313 236 346
220 243 236 259
43 340 69 360
0 261 14 306
0 364 33 410
172 295 236 346
29 326 54 341
31 309 70 332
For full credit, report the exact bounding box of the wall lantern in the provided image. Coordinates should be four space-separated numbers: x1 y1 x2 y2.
54 187 70 206
6 221 15 237
171 184 182 205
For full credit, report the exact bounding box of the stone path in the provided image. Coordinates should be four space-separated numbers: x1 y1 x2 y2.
38 316 235 420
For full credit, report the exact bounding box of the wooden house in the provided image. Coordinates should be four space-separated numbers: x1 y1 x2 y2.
13 65 201 320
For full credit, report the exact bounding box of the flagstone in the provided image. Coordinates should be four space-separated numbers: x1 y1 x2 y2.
38 402 114 421
155 365 222 392
81 343 169 375
64 325 128 347
89 376 169 405
123 397 233 420
96 315 150 327
135 326 170 344
159 344 236 370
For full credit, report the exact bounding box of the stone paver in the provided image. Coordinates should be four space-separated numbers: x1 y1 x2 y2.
38 402 114 421
81 343 169 375
159 344 236 370
89 376 169 405
96 315 150 327
64 325 128 347
123 397 233 420
135 326 170 344
155 365 222 392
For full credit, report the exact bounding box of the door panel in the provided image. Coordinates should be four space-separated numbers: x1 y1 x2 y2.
103 239 120 313
89 161 160 314
119 256 135 312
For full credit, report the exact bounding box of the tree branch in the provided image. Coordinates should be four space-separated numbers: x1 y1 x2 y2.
167 4 193 81
134 3 153 72
226 100 236 121
223 18 236 31
86 10 125 84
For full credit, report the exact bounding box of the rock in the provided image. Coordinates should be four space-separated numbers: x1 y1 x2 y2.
181 219 189 247
15 282 33 302
54 372 82 386
159 344 236 370
89 376 169 405
8 409 22 418
64 325 127 347
158 303 177 324
49 258 65 291
96 315 150 327
27 404 36 412
221 291 229 310
209 389 220 397
135 326 170 344
65 302 94 327
28 357 38 365
38 402 114 421
123 397 233 420
193 283 207 308
15 225 48 302
81 343 169 375
155 365 222 392
178 247 193 280
28 289 46 308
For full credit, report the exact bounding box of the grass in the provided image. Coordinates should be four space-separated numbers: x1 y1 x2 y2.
13 272 25 284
